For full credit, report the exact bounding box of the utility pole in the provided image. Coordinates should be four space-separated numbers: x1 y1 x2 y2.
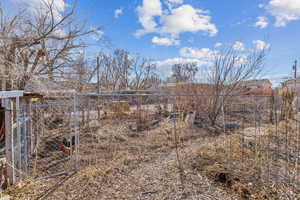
293 60 298 114
96 56 101 121
293 60 297 80
293 60 298 91
97 56 100 94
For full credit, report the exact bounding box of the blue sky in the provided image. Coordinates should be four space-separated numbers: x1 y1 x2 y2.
5 0 300 86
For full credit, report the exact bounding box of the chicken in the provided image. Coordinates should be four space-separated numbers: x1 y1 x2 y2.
164 128 172 139
59 136 76 155
0 123 4 143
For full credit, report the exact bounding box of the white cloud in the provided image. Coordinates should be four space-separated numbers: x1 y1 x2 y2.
264 73 291 80
188 38 194 43
178 43 264 68
14 0 67 21
51 27 67 37
91 28 104 41
258 4 264 8
154 46 217 76
253 40 270 50
233 41 245 51
155 41 267 78
152 36 180 46
255 16 269 28
155 56 216 82
214 42 223 48
135 1 217 38
165 0 184 9
263 73 291 87
234 54 248 65
136 0 163 36
179 47 216 60
266 0 300 27
155 57 212 76
114 8 123 19
160 5 218 37
167 0 184 4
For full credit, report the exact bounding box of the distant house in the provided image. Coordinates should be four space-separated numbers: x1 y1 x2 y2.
282 78 300 111
241 79 272 89
245 88 277 96
282 78 300 91
159 82 216 94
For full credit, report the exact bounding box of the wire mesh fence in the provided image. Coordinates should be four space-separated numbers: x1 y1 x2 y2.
0 99 79 185
27 104 77 179
75 93 299 189
1 92 299 194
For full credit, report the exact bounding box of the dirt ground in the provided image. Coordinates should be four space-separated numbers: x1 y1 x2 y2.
3 114 300 200
4 117 241 200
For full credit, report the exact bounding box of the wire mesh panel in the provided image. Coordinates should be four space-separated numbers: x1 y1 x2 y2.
1 92 299 198
75 93 174 169
27 104 77 179
74 92 300 193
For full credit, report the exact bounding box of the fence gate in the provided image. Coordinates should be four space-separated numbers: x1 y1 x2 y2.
26 104 78 180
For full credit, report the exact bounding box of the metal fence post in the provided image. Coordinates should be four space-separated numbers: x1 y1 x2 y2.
172 96 185 188
24 110 28 173
87 97 90 129
11 103 15 184
4 99 15 184
221 96 226 133
74 93 79 170
16 96 21 180
29 103 33 157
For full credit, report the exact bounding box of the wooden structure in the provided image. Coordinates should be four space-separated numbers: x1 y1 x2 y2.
0 91 43 186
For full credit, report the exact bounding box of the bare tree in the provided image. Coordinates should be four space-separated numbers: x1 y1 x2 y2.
93 50 160 91
168 62 198 83
66 53 91 92
130 57 159 90
94 49 132 91
207 47 267 125
0 0 96 89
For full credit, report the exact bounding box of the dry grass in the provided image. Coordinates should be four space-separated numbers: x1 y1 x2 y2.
3 115 236 199
184 119 300 199
4 153 145 200
3 95 300 199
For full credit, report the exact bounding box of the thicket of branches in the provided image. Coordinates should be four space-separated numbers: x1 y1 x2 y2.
91 50 161 91
168 63 199 83
0 1 267 98
0 1 97 89
168 47 267 126
0 0 162 91
207 47 267 125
